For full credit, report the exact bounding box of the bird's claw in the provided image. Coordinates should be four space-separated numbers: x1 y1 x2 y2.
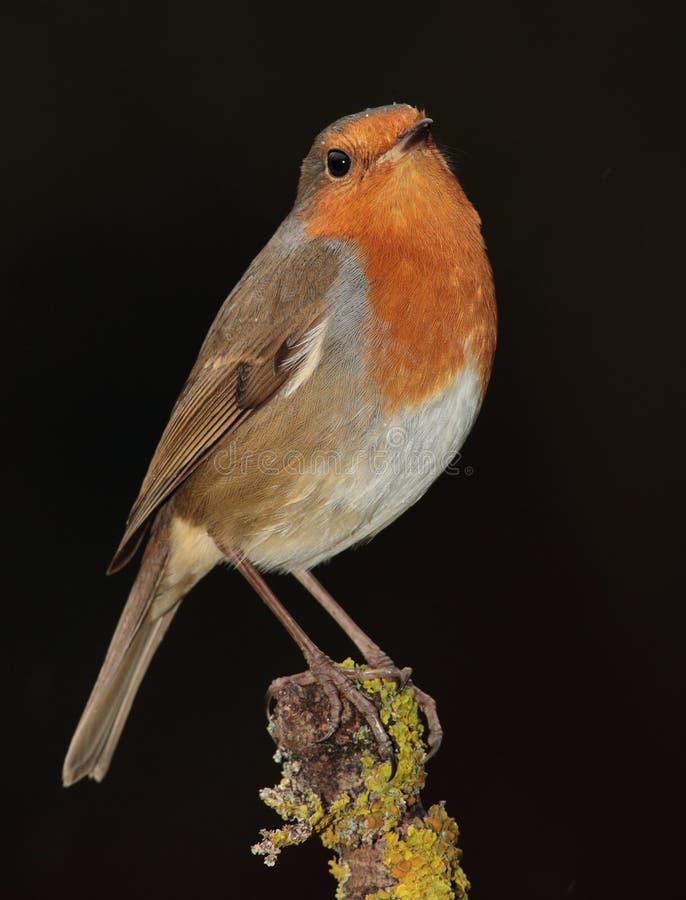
411 684 444 762
266 659 442 774
266 657 411 772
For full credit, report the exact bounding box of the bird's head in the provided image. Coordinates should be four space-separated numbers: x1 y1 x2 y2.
295 104 464 241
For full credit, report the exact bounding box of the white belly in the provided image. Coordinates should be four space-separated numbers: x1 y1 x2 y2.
241 364 483 571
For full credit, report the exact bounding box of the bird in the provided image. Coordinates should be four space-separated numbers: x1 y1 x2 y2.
62 103 497 786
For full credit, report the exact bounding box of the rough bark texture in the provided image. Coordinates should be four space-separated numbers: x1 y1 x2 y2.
252 662 469 900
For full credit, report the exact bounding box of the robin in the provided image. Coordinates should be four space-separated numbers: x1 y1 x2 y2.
63 103 497 786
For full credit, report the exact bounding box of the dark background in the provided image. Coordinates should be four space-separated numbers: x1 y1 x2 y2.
3 1 684 898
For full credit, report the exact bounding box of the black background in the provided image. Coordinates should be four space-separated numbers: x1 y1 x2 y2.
3 2 684 898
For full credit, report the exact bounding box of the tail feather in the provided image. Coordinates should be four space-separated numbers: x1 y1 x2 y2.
63 514 177 786
62 607 179 785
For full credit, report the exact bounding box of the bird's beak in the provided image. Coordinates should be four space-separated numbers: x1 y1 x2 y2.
376 117 434 167
395 117 433 153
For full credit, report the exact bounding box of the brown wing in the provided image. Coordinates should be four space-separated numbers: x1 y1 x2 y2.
108 310 327 573
107 229 340 573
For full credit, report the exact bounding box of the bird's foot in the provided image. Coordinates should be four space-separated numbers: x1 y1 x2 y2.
267 655 414 766
267 655 442 767
359 649 443 761
266 653 400 771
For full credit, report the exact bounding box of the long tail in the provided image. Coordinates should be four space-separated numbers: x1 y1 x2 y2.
63 513 180 786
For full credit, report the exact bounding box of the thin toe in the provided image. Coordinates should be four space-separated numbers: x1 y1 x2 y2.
412 685 443 762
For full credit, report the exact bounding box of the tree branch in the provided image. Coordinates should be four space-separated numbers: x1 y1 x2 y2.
252 661 469 899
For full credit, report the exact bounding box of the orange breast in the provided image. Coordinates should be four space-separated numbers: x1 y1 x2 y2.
302 148 497 412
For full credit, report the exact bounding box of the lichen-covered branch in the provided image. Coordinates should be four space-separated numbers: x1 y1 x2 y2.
252 661 469 900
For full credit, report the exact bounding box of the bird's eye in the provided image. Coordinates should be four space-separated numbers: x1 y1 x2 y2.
327 149 352 178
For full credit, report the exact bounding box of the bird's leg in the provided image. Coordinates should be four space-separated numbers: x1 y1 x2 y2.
292 568 398 669
221 547 394 763
291 567 444 760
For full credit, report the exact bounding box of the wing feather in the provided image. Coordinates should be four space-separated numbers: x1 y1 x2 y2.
107 232 340 573
108 310 328 573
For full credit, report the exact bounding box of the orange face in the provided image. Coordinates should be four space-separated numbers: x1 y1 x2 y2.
297 105 497 412
296 104 455 235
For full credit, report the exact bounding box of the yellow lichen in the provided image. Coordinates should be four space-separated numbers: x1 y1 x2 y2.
329 857 352 900
318 675 427 853
367 805 469 900
252 662 468 899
